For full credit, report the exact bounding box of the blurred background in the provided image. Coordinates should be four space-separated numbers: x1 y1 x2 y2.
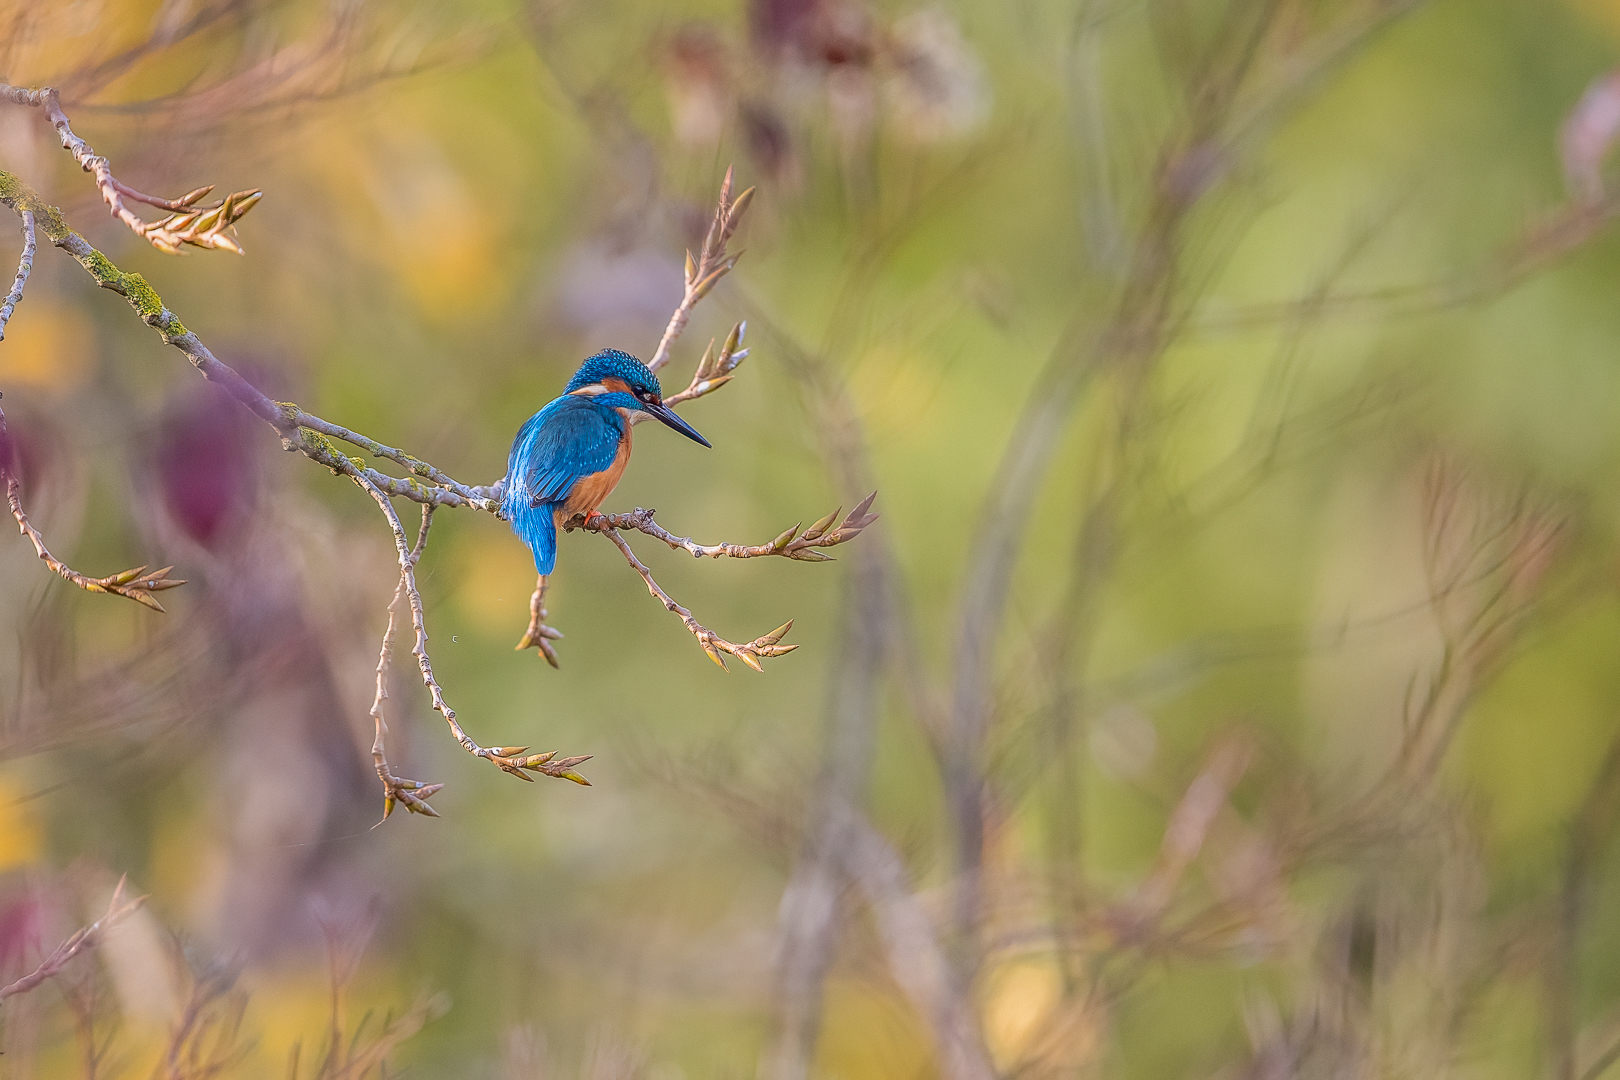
4 0 1620 1076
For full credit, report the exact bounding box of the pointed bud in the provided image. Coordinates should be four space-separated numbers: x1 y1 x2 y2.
129 592 168 612
726 188 755 239
685 249 696 285
803 507 842 541
770 525 801 551
738 650 765 673
560 770 592 786
758 620 794 645
228 190 264 222
702 641 729 670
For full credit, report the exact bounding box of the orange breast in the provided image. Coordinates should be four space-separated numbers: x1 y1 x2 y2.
559 423 632 520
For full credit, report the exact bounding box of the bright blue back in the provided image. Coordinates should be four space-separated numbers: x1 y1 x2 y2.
503 394 626 574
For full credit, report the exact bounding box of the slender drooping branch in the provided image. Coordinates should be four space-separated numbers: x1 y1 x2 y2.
352 466 591 786
0 83 262 254
599 524 798 672
0 877 145 1003
370 504 447 820
5 475 187 610
0 209 34 339
648 165 754 373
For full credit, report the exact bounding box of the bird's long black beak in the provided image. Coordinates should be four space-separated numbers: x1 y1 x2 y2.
645 401 712 448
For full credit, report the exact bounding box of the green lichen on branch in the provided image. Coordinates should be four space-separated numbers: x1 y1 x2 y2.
74 248 187 335
0 174 189 339
0 169 70 241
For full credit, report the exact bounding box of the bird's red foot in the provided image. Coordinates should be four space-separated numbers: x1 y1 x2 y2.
515 573 563 667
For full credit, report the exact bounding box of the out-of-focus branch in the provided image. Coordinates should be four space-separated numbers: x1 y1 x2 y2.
0 167 494 513
843 814 997 1080
0 82 263 254
586 492 878 564
352 467 591 789
0 208 34 339
597 524 798 672
0 877 145 1002
371 504 445 821
1192 193 1620 337
648 165 754 373
2 407 187 610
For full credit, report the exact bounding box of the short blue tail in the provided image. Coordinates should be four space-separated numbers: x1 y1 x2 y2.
510 500 558 574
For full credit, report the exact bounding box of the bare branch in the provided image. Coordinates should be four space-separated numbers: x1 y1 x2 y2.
586 492 878 563
648 164 755 373
351 467 591 792
514 573 563 667
370 504 445 822
2 408 187 609
0 82 263 254
596 524 799 672
662 319 751 407
0 876 145 1002
0 166 495 514
0 208 34 340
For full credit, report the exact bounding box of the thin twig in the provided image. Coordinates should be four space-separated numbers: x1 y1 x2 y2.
370 504 445 822
583 492 878 563
0 208 34 339
351 467 591 788
0 166 495 514
648 164 754 373
1 408 187 609
514 573 563 667
0 82 262 253
0 876 145 1002
598 525 798 672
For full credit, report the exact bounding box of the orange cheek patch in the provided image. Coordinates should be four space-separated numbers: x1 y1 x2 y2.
601 377 632 394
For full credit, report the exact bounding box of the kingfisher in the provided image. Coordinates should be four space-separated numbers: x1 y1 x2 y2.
503 348 710 578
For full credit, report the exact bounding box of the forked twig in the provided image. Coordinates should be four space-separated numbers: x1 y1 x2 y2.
0 876 146 1002
662 318 752 407
0 208 34 339
590 492 879 563
515 573 563 667
648 164 754 373
0 83 263 254
370 504 445 821
352 468 592 790
2 410 186 611
598 525 798 671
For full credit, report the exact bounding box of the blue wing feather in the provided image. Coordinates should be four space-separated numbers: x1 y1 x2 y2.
503 395 625 574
